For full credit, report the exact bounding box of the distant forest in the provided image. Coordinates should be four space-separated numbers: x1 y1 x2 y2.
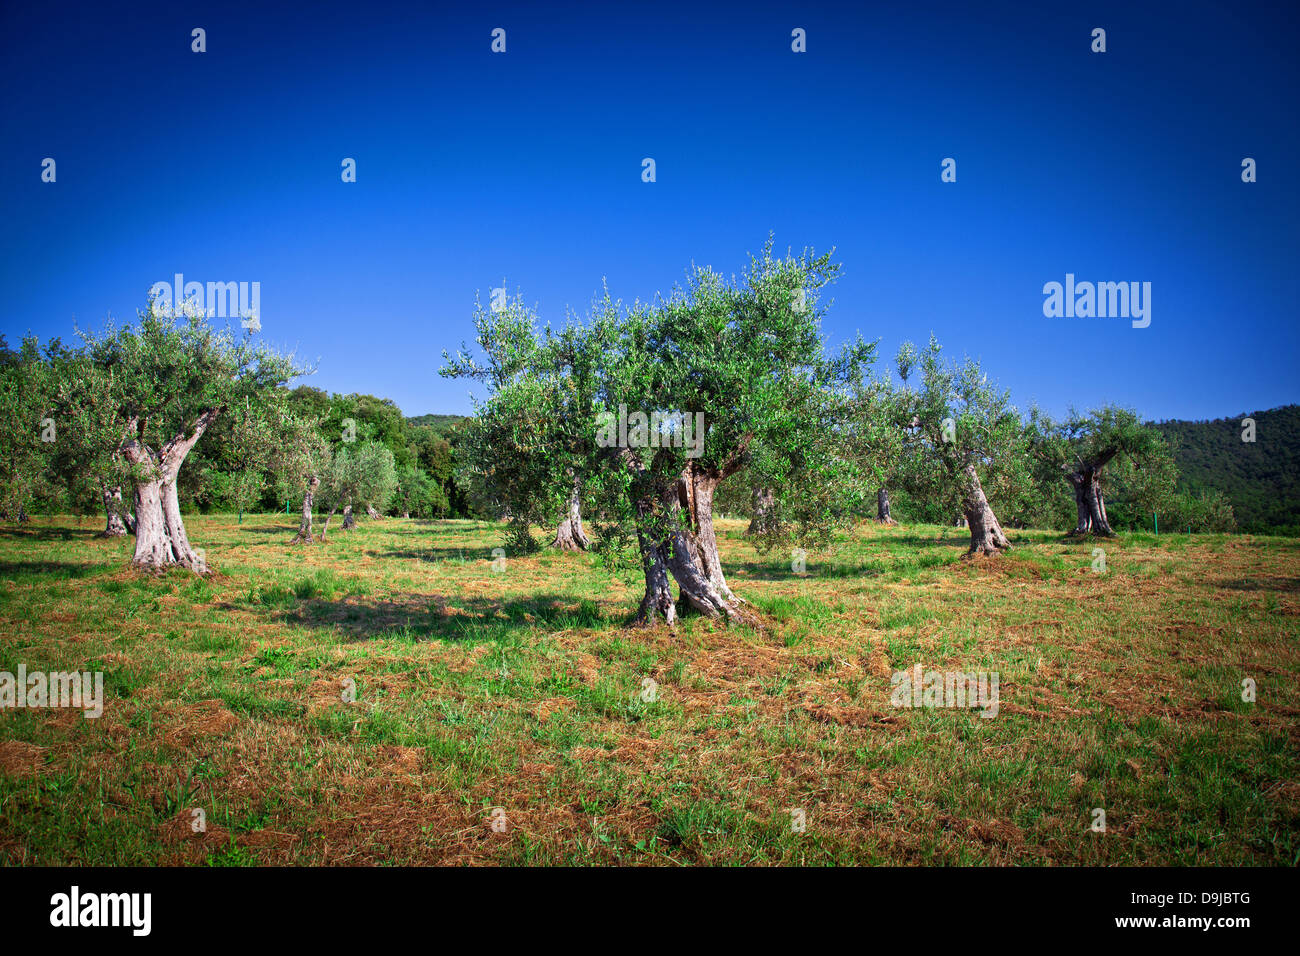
1154 405 1300 535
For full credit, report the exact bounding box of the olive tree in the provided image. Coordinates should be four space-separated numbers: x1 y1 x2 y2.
442 293 593 552
216 397 276 524
269 411 330 543
0 336 57 522
65 300 301 572
1028 406 1172 536
446 244 873 626
318 441 396 538
29 342 137 535
840 372 906 525
641 246 873 617
893 336 1025 555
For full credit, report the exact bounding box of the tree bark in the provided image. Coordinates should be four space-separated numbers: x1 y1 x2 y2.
365 503 382 520
960 463 1010 555
609 449 677 626
341 504 356 529
677 466 737 604
876 488 895 524
1070 477 1091 534
123 410 219 573
291 476 318 544
634 534 676 625
662 527 754 624
130 477 171 566
667 465 755 625
1066 468 1114 536
160 479 206 572
319 503 339 540
746 487 775 536
100 485 135 537
552 481 590 551
607 445 754 627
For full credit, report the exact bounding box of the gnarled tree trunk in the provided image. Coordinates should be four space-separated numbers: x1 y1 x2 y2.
365 503 382 520
662 527 753 624
960 463 1010 555
609 443 755 627
669 462 756 625
1066 467 1114 536
122 409 219 573
130 477 171 566
341 504 356 529
1096 486 1111 531
876 488 894 524
552 480 590 551
1071 479 1091 533
160 479 206 572
635 534 676 625
100 485 135 537
610 450 677 626
291 476 318 544
678 465 738 604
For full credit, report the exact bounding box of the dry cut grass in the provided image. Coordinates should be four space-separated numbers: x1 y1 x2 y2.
0 513 1297 865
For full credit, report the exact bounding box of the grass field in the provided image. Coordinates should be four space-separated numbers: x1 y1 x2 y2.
1 514 1297 866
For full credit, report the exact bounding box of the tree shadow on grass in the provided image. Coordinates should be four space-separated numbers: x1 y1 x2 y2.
733 553 964 582
376 546 502 565
0 526 101 543
1237 537 1300 551
729 535 968 582
729 561 852 583
729 531 973 551
383 520 489 532
865 533 974 550
0 560 105 580
1215 576 1300 593
1055 532 1114 545
235 523 300 535
275 592 615 642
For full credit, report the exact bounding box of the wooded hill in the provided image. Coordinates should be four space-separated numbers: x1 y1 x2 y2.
406 413 467 436
1153 404 1300 534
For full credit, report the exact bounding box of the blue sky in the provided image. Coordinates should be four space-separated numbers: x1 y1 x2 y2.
2 0 1296 421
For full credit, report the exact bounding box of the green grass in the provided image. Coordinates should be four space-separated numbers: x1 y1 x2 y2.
0 513 1296 865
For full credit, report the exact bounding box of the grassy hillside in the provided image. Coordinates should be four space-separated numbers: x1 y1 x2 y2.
1154 405 1300 534
2 516 1296 865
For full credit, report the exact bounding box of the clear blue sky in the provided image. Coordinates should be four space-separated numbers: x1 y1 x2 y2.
2 0 1296 422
